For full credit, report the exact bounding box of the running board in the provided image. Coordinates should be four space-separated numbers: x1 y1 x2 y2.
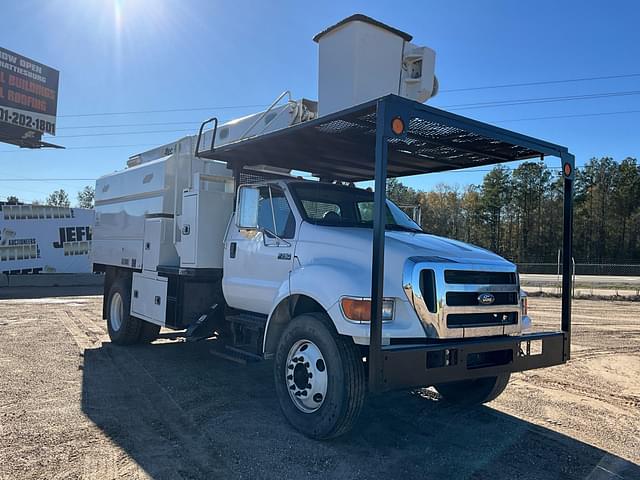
209 345 264 365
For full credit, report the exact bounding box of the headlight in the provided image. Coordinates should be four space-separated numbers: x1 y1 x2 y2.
520 290 531 331
340 297 395 322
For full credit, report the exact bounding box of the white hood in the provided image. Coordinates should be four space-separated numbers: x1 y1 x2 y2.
384 231 511 265
295 223 514 301
297 223 512 266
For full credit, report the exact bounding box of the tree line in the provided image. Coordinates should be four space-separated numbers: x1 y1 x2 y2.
3 185 95 209
388 157 640 264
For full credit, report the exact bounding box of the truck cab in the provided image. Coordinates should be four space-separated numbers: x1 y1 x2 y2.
227 179 526 351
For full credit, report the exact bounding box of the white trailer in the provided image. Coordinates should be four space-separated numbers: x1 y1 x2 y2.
92 15 574 439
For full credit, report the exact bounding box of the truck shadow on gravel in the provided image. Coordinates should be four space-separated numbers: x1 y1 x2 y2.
81 339 640 480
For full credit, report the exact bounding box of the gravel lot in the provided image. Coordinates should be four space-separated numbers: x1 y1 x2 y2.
0 291 638 479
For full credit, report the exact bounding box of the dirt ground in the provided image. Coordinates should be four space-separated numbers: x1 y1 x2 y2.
0 291 638 480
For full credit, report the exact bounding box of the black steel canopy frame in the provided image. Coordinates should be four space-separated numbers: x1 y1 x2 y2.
197 93 575 393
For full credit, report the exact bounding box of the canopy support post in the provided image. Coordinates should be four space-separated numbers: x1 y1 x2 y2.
560 151 574 361
369 98 389 392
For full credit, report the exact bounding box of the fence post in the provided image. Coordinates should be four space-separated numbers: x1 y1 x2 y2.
557 249 561 295
572 257 576 298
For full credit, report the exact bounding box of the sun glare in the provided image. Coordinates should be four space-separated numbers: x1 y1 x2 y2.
114 0 123 33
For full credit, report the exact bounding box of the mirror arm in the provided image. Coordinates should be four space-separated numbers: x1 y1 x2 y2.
262 227 291 247
268 186 278 239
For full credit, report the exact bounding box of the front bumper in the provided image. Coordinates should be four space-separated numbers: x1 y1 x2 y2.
376 331 567 392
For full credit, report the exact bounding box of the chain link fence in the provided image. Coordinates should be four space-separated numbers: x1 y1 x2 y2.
518 263 640 276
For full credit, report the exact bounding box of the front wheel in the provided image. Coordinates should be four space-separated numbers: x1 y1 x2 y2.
274 313 366 440
435 373 510 405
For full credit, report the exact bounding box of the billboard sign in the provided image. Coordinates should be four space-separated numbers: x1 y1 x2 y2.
0 47 59 137
0 205 94 274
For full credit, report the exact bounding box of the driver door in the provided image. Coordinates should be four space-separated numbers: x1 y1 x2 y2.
223 185 296 314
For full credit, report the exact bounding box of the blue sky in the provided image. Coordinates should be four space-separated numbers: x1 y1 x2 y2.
1 0 639 203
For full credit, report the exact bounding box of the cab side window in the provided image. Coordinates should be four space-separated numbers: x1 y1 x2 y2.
257 186 295 239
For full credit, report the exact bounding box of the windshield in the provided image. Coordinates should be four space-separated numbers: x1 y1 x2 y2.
289 182 423 232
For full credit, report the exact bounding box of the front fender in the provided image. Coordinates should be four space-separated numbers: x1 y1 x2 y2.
283 262 425 342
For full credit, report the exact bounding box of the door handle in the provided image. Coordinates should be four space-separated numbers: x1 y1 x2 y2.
230 242 237 258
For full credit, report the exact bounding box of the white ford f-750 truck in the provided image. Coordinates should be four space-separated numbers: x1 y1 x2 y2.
92 15 574 439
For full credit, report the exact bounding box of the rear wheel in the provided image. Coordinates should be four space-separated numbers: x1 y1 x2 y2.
274 313 365 440
435 373 510 405
106 278 142 345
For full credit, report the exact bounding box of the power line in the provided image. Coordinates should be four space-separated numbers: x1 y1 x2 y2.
439 73 640 93
439 90 640 110
2 103 639 151
56 120 202 131
492 109 640 123
49 72 640 118
3 89 640 150
57 104 268 118
0 143 157 153
44 72 640 119
38 106 640 141
56 128 196 139
48 106 640 138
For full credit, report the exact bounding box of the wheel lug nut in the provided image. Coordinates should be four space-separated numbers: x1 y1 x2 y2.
287 375 293 380
306 383 312 389
304 362 310 368
301 391 307 396
308 373 313 378
288 365 294 370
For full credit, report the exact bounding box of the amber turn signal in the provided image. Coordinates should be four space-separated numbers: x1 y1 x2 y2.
341 297 395 322
391 117 405 135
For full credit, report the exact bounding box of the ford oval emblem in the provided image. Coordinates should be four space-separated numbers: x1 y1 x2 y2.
478 293 495 305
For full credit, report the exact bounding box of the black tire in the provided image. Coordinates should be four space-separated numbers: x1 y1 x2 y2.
106 277 142 345
435 373 510 405
138 321 161 344
274 313 366 440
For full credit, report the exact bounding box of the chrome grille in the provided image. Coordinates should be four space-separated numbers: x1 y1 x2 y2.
403 257 521 339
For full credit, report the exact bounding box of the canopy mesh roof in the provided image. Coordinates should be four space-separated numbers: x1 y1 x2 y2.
199 94 567 182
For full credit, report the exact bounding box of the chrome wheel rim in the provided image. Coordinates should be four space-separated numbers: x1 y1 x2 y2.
285 339 328 413
109 291 123 331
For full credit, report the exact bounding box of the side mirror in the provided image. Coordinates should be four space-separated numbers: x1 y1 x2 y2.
236 186 260 229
